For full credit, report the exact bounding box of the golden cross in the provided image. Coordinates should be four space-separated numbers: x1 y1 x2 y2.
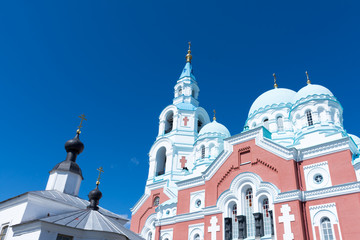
213 109 216 121
186 42 192 63
188 41 191 50
273 73 278 88
77 114 87 133
305 71 311 84
96 166 104 185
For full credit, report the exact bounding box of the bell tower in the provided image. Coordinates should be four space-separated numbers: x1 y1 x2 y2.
147 43 210 188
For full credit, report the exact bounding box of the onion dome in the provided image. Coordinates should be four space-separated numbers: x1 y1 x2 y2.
292 84 334 105
88 185 103 210
50 132 84 179
65 132 84 155
248 88 296 117
198 120 230 139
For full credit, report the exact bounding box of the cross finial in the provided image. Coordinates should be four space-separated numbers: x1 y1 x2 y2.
96 167 104 186
77 114 87 134
305 71 311 84
273 73 278 88
213 109 216 121
186 42 192 63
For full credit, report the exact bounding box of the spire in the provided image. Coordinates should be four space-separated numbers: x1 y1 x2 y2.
273 73 278 88
213 109 216 121
306 71 311 84
186 42 192 63
87 167 104 211
179 42 196 80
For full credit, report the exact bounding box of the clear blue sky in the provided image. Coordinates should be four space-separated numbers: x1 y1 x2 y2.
1 0 359 221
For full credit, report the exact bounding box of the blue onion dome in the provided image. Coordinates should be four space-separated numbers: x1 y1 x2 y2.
292 84 334 105
248 88 296 118
198 120 230 139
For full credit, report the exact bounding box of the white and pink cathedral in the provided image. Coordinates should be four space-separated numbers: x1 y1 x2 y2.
130 46 360 240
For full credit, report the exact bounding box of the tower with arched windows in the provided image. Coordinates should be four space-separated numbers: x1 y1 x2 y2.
131 48 360 240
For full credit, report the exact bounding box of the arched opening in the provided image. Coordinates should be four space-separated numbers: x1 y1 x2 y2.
263 118 269 130
155 147 166 176
147 232 152 240
261 198 272 236
178 87 182 96
306 110 313 126
229 202 239 239
277 116 284 132
164 111 174 134
192 89 196 98
194 233 200 240
197 118 204 133
320 217 334 240
153 196 160 206
244 188 255 238
201 145 205 159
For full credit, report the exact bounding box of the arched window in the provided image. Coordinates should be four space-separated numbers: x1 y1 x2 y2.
245 188 255 238
165 112 174 134
306 110 313 126
262 198 272 236
147 232 152 240
155 147 166 176
197 119 203 133
178 87 182 96
277 116 284 132
194 233 200 240
192 89 196 98
230 203 239 239
320 217 334 240
263 118 269 130
201 145 205 159
153 196 160 206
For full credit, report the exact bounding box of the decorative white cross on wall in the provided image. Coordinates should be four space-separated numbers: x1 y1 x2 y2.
278 204 295 240
208 216 220 240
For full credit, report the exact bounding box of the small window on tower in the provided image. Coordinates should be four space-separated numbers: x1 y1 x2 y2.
153 196 160 206
306 110 313 126
277 116 284 132
201 145 205 159
263 118 269 130
178 87 182 96
56 234 74 240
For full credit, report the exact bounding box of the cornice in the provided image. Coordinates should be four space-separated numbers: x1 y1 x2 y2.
176 176 205 190
298 137 352 161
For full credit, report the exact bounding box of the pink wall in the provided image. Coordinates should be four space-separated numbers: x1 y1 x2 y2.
131 189 170 233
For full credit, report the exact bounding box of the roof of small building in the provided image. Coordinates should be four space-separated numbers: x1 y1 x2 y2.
40 209 144 240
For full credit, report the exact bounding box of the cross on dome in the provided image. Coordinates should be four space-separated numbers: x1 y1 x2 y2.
273 73 278 88
186 42 192 63
77 114 87 134
306 70 311 84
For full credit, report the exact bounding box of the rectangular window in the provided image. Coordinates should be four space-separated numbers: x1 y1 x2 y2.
56 234 74 240
0 225 9 240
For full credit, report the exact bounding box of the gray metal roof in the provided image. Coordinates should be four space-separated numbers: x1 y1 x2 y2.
40 209 144 240
29 190 127 222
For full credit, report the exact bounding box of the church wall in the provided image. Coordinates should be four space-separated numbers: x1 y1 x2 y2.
130 188 170 234
0 200 27 240
274 200 307 240
305 193 360 240
177 185 205 215
300 149 356 191
205 139 298 207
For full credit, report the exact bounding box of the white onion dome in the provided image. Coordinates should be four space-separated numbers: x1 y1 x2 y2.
198 120 230 140
292 84 334 105
248 88 296 118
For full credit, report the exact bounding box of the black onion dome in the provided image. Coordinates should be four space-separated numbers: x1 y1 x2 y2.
65 132 84 154
88 186 103 210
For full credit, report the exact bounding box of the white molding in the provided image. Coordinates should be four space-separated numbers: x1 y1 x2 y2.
176 176 205 190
